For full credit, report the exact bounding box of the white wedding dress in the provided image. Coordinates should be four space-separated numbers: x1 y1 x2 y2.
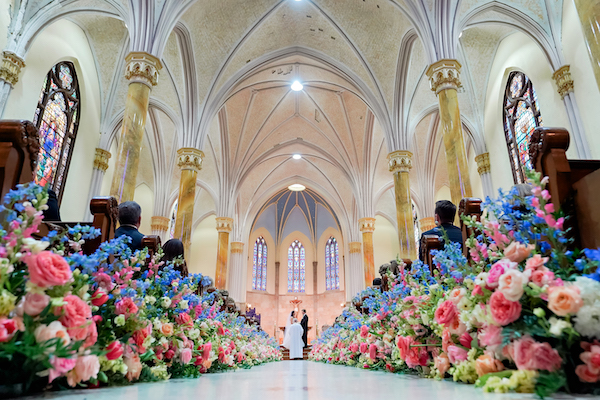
287 322 304 359
282 315 293 349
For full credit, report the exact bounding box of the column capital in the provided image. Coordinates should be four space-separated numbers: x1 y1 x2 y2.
177 147 204 172
349 242 362 254
124 51 162 87
358 217 376 233
387 150 413 173
216 217 234 233
151 216 170 233
0 51 25 87
426 59 462 94
231 242 244 253
475 152 491 175
93 148 111 172
552 65 574 99
419 217 436 232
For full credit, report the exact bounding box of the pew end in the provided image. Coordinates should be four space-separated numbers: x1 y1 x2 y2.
0 120 39 199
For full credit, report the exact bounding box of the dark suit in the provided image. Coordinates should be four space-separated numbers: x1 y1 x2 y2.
43 189 61 221
115 225 145 251
419 222 463 259
300 314 308 347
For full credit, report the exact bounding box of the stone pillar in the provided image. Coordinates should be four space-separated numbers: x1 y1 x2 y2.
387 150 416 260
419 217 436 232
215 217 233 290
151 216 169 241
274 260 281 342
347 242 363 300
173 148 204 259
475 152 493 198
110 52 162 203
426 60 472 206
358 218 375 287
229 242 246 305
574 0 600 93
312 260 318 344
85 148 111 221
0 50 25 115
552 65 591 158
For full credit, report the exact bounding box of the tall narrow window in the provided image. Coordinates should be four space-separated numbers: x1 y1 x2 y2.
325 237 339 290
503 71 542 184
252 236 267 291
287 240 305 292
169 201 178 239
33 61 80 203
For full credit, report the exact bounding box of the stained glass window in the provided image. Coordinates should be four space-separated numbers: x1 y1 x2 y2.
252 236 267 291
33 62 80 203
503 71 542 184
325 237 339 290
169 201 178 239
287 240 305 292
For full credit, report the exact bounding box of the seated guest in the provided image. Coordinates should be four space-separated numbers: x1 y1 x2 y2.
161 238 189 277
115 201 145 251
43 189 61 221
419 200 463 259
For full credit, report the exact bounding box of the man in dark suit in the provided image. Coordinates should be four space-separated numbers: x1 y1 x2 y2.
300 309 308 348
419 200 463 259
43 189 61 221
114 201 145 251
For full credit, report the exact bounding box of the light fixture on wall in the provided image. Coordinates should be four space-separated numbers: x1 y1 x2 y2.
293 154 302 160
340 303 345 307
288 184 306 191
291 81 304 91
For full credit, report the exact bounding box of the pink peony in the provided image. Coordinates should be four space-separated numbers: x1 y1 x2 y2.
487 259 517 288
23 292 50 316
489 291 521 326
447 345 468 364
56 295 91 328
180 348 193 364
115 297 138 316
105 341 123 360
0 318 17 342
498 269 528 301
504 242 533 263
435 300 458 327
48 357 76 383
479 324 502 351
23 251 72 288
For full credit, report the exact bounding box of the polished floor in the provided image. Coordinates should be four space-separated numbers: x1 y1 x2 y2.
15 361 599 400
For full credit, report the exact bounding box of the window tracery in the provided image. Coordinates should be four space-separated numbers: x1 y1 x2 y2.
252 237 267 291
325 237 339 290
288 240 305 292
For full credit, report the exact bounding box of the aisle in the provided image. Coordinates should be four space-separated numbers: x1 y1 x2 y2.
14 361 596 400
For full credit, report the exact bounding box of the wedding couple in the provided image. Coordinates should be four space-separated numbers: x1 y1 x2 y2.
282 309 308 360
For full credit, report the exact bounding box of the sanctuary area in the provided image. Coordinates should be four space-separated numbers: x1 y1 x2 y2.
0 0 599 398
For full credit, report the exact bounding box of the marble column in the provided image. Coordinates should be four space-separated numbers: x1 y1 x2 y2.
0 50 25 115
574 0 600 93
552 65 591 158
387 150 416 260
426 60 472 206
229 241 246 306
151 216 169 241
475 152 493 198
215 217 233 290
110 52 162 203
358 218 376 287
419 217 436 233
347 242 363 301
173 148 204 259
85 148 111 221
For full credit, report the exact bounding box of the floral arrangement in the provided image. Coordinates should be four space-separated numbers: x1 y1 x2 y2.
310 172 600 397
0 184 280 395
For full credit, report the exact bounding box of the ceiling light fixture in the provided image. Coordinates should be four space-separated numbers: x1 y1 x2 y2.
291 81 303 91
292 154 302 160
288 184 306 191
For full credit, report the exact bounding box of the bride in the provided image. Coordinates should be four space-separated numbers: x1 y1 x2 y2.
282 310 296 349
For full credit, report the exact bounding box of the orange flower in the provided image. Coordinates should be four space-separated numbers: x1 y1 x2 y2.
160 322 174 336
475 354 504 377
547 286 583 316
504 242 533 263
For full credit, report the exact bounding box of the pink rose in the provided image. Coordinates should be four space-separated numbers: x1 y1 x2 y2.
91 289 108 307
94 272 114 292
48 357 77 383
66 355 100 387
34 320 70 345
530 267 554 287
580 342 600 374
349 343 359 353
176 313 192 328
512 335 562 372
435 300 458 327
435 353 450 376
56 295 91 328
547 286 583 316
360 325 369 338
23 292 50 316
0 318 17 342
489 291 521 326
404 345 429 368
487 259 517 288
504 242 533 263
479 324 502 351
525 254 548 270
498 269 528 301
23 251 72 287
106 341 123 360
359 342 368 354
396 335 412 359
576 365 600 383
115 297 138 316
180 348 193 364
124 354 142 382
533 341 563 372
447 345 468 364
202 342 212 360
448 288 466 305
369 343 377 361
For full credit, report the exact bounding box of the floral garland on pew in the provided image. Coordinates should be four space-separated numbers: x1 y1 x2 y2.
0 184 281 395
310 172 600 397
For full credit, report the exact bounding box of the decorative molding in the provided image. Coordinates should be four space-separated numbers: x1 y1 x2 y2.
349 242 362 254
177 147 204 172
426 59 462 94
93 148 111 172
216 217 234 233
230 242 244 254
0 51 25 87
419 217 436 232
151 216 169 232
387 150 413 173
124 51 162 87
475 152 491 175
552 65 574 99
358 217 376 233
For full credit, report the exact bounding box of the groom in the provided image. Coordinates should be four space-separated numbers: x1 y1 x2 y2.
300 309 308 347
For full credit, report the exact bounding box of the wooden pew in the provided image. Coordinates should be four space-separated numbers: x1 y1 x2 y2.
419 234 443 268
141 235 161 258
459 198 483 258
529 127 600 249
0 120 39 199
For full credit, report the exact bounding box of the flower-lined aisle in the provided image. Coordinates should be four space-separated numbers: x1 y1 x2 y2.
311 173 600 397
0 184 280 395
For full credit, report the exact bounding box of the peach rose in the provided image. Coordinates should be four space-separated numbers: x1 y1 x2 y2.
124 354 143 382
448 288 466 305
475 354 504 377
23 251 72 288
547 285 583 316
489 291 521 326
487 259 517 288
160 322 174 337
530 267 555 287
525 254 548 270
23 292 50 316
72 355 99 385
34 320 70 346
435 353 450 376
504 242 533 263
498 269 528 301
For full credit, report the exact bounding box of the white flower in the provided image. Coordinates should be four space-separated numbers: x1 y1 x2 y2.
188 328 200 339
20 238 49 254
114 315 126 327
475 272 488 287
548 317 571 336
161 297 172 308
498 269 527 301
575 277 600 304
153 318 162 331
159 337 169 347
145 295 156 305
574 301 600 340
179 300 189 310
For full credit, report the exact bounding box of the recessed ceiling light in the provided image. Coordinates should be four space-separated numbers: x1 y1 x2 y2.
288 184 306 191
293 154 302 160
291 81 303 91
459 32 463 38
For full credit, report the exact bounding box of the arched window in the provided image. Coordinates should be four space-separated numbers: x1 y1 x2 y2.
33 61 80 202
169 201 178 239
287 240 305 292
503 71 542 184
252 236 267 291
325 237 339 290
